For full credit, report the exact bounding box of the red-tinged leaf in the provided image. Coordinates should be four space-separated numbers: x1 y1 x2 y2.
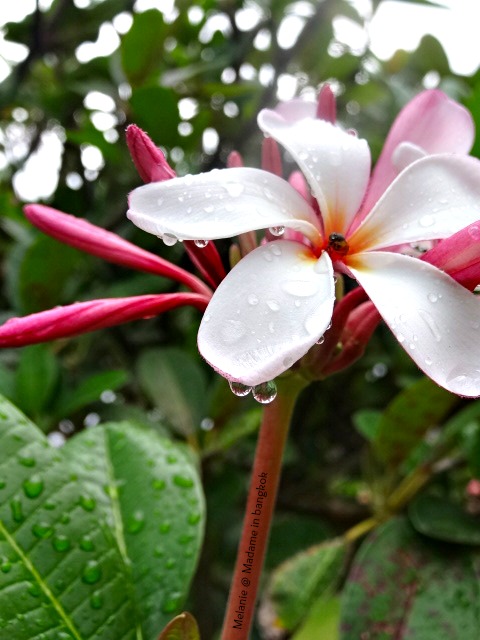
158 612 200 640
340 517 480 639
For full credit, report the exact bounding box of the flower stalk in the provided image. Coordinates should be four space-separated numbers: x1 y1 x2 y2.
220 375 307 640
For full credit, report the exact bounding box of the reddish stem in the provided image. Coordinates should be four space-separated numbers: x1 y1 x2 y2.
220 378 306 640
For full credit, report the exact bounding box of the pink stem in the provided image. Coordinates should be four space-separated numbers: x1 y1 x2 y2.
220 377 306 640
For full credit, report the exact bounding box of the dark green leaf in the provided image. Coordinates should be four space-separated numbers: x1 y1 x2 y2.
7 235 83 314
265 538 348 633
340 518 480 639
352 409 382 441
373 377 458 468
137 347 207 436
55 369 129 417
15 345 60 419
0 396 205 639
409 494 480 545
292 597 340 640
129 87 180 148
121 10 167 86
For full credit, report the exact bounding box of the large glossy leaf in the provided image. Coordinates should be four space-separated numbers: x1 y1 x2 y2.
340 518 480 639
0 396 204 639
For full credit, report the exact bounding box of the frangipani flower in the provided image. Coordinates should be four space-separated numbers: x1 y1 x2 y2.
128 90 480 397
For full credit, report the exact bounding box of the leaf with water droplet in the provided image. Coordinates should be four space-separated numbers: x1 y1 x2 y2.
0 395 205 639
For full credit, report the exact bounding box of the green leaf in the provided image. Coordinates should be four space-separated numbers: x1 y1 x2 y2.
129 87 180 148
0 396 205 639
265 538 348 633
15 345 60 420
158 612 200 640
55 369 129 417
7 235 83 314
372 377 458 468
352 409 382 442
121 10 167 86
292 597 340 640
137 348 207 437
409 494 480 545
340 518 480 639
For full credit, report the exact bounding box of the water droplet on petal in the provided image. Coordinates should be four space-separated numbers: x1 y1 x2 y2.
194 239 209 248
162 233 178 246
418 309 441 342
266 299 280 312
269 226 285 237
263 252 273 262
281 279 318 297
270 244 282 257
252 381 277 404
427 292 438 303
247 294 259 306
221 319 246 344
446 365 480 394
225 183 245 198
229 381 252 397
316 335 325 345
467 224 480 240
419 214 435 228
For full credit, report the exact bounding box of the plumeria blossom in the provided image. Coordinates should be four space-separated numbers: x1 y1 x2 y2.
128 89 480 397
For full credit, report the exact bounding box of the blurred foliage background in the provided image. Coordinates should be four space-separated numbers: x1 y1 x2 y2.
1 0 480 637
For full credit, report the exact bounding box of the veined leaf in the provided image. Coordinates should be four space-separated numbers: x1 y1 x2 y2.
0 396 205 639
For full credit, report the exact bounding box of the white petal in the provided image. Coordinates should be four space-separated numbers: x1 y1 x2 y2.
348 251 480 397
258 110 371 234
128 167 320 243
349 155 480 252
198 240 335 386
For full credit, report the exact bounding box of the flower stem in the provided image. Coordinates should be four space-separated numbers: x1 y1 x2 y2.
220 376 306 640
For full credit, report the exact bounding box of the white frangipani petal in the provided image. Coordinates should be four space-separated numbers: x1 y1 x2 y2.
198 240 335 386
349 155 480 252
349 251 480 397
258 109 370 234
128 167 320 244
